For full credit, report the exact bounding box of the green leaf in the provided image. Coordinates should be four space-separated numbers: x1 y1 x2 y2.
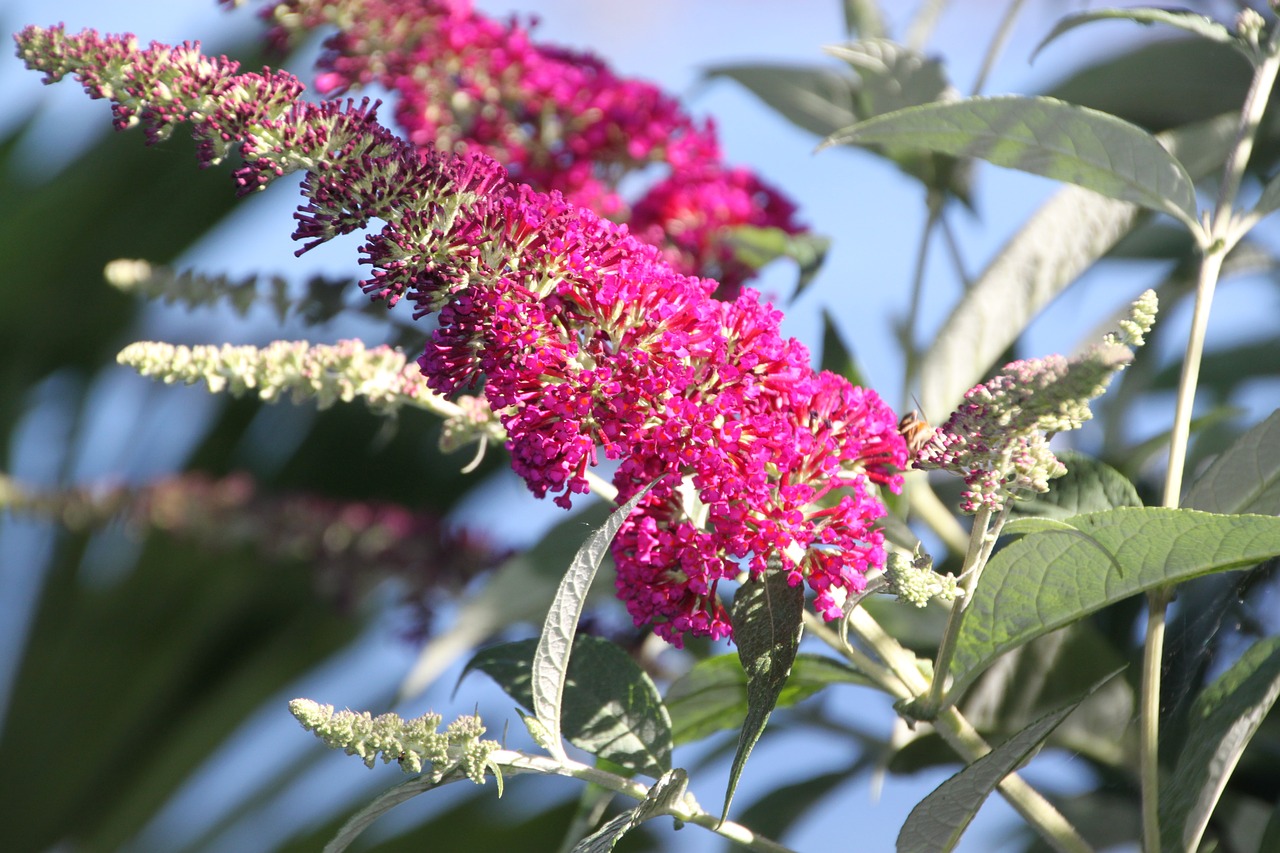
722 571 805 821
463 636 672 778
897 675 1114 852
825 39 952 118
947 508 1280 703
399 500 614 698
1159 637 1280 853
665 653 870 744
819 309 866 386
822 39 970 201
1032 8 1242 65
917 113 1236 417
703 62 858 139
570 769 688 853
1009 450 1143 521
1183 409 1280 515
722 225 831 298
822 96 1201 231
532 483 658 761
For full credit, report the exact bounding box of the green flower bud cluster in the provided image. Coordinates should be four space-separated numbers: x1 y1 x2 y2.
884 549 961 608
118 338 441 415
290 698 500 781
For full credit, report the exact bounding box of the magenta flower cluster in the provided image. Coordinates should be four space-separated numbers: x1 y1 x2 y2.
16 25 906 645
252 0 805 294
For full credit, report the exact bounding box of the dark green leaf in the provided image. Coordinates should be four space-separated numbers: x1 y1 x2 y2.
703 63 858 139
897 678 1112 853
533 482 658 758
463 636 672 778
1159 637 1280 853
722 571 805 821
722 225 831 298
1045 39 1252 133
1182 409 1280 515
819 309 866 386
1009 450 1142 521
1032 9 1242 65
917 114 1236 416
948 508 1280 703
822 96 1200 230
665 653 870 745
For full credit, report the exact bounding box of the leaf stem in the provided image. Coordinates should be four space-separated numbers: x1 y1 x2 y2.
970 0 1030 97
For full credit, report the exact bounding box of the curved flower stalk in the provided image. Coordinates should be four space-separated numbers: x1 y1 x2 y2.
915 290 1158 514
244 0 807 294
0 470 502 632
16 26 907 646
291 699 500 778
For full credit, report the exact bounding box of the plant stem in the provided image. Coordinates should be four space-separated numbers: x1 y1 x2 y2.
907 479 971 554
1138 28 1280 853
969 0 1029 97
492 751 797 853
824 607 1091 852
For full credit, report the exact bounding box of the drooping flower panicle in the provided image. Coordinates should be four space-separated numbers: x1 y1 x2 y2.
915 290 1158 513
16 25 907 645
249 0 806 294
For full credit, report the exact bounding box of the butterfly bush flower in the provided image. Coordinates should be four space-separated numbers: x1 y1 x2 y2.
246 0 806 294
916 290 1158 513
16 26 906 645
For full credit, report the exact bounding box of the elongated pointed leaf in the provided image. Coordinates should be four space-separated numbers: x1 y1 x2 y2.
897 675 1114 852
703 63 858 138
532 483 658 760
917 113 1235 417
823 96 1200 230
947 508 1280 703
842 0 885 39
722 571 805 821
399 501 614 698
1159 637 1280 853
1032 9 1242 64
1183 408 1280 515
665 653 870 744
463 636 672 778
1252 171 1280 221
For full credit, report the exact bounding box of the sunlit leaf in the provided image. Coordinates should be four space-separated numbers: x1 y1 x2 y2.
722 225 831 298
532 483 658 761
947 508 1280 703
822 96 1200 231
